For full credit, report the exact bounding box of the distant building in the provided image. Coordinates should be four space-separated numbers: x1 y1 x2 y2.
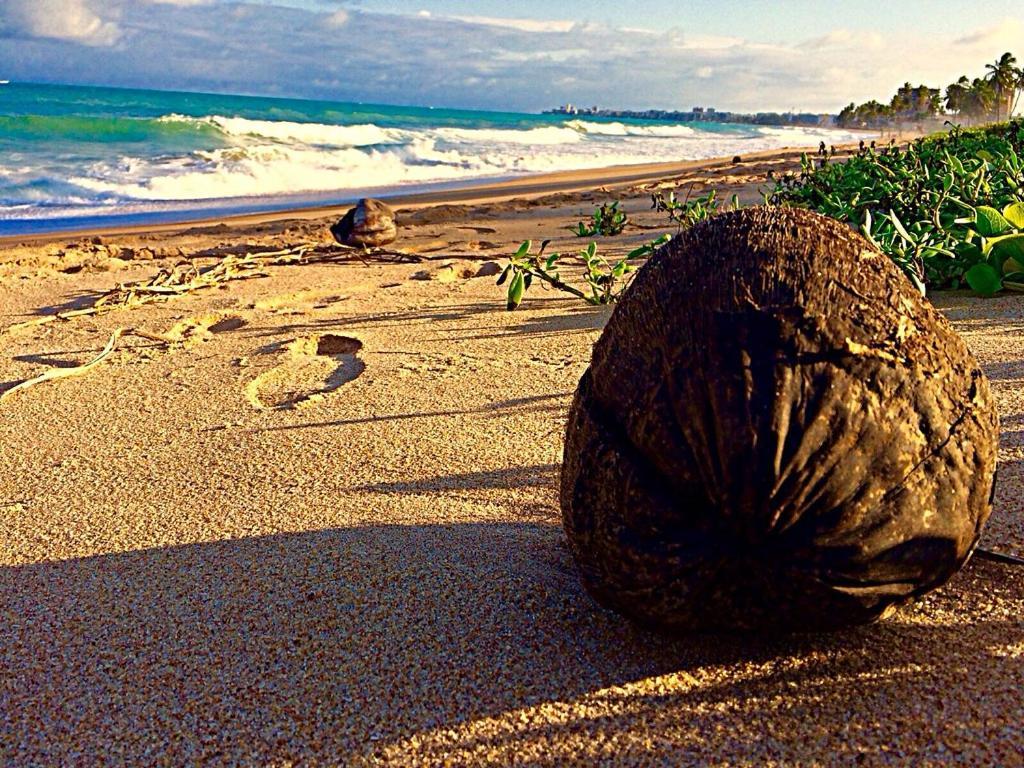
542 103 838 128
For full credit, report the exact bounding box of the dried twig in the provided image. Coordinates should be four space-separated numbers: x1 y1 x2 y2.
4 243 423 337
0 329 122 403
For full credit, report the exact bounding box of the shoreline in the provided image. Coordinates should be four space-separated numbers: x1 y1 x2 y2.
0 143 867 246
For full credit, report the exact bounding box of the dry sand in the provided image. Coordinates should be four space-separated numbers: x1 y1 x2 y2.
0 148 1022 765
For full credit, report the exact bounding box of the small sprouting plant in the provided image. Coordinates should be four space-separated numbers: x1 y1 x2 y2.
498 235 670 310
496 179 740 310
651 188 729 232
571 201 629 237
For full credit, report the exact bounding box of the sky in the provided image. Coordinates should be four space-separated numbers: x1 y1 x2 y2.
0 0 1022 113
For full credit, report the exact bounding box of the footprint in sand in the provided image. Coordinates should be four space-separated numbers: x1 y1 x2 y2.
159 312 248 347
244 333 365 410
409 259 501 282
251 290 349 315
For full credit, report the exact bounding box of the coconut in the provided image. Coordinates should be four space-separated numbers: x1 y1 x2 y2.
330 198 397 248
560 207 999 633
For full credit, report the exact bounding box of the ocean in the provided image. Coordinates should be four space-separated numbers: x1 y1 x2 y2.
0 82 862 235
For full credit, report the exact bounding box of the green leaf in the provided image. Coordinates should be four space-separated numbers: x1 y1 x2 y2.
975 206 1011 237
514 241 531 260
1005 257 1024 276
955 240 984 264
990 235 1024 270
965 263 1003 296
1002 202 1024 229
496 264 510 286
506 271 525 310
544 253 560 270
888 210 916 244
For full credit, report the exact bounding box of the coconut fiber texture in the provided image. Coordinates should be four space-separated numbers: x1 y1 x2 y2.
330 198 398 248
561 207 1000 633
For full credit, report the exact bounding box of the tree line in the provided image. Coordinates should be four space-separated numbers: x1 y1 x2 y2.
837 52 1022 129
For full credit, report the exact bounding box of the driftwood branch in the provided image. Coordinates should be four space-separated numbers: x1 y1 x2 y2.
0 242 429 402
3 243 422 337
0 329 122 404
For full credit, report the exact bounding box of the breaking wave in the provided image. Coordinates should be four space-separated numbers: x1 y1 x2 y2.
0 107 866 224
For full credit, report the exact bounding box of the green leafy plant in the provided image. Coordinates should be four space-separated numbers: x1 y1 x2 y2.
772 119 1024 295
498 183 742 310
651 188 723 232
498 235 670 310
961 203 1024 294
571 201 629 237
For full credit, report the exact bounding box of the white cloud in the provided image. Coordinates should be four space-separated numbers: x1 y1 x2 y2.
494 49 589 63
799 29 884 51
325 9 349 27
0 2 1020 115
954 17 1023 46
448 15 578 34
952 17 1024 56
0 0 121 46
671 34 744 51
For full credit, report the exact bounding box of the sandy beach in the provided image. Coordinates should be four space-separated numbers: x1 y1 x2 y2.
1 146 1022 765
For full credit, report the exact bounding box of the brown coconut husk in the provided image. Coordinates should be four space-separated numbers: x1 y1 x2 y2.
561 206 1000 633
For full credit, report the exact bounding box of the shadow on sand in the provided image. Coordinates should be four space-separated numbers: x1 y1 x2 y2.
2 523 1021 764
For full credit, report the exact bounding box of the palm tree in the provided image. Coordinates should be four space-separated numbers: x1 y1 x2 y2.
1012 66 1024 118
945 76 971 118
964 78 997 123
985 52 1019 121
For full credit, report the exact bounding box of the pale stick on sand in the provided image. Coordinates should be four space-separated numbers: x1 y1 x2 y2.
0 329 121 404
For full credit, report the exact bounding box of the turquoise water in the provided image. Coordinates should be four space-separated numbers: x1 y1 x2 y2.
0 82 859 235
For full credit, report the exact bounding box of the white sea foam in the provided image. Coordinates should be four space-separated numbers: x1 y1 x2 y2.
435 125 585 146
206 115 408 147
164 114 703 147
9 113 870 219
565 120 700 138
